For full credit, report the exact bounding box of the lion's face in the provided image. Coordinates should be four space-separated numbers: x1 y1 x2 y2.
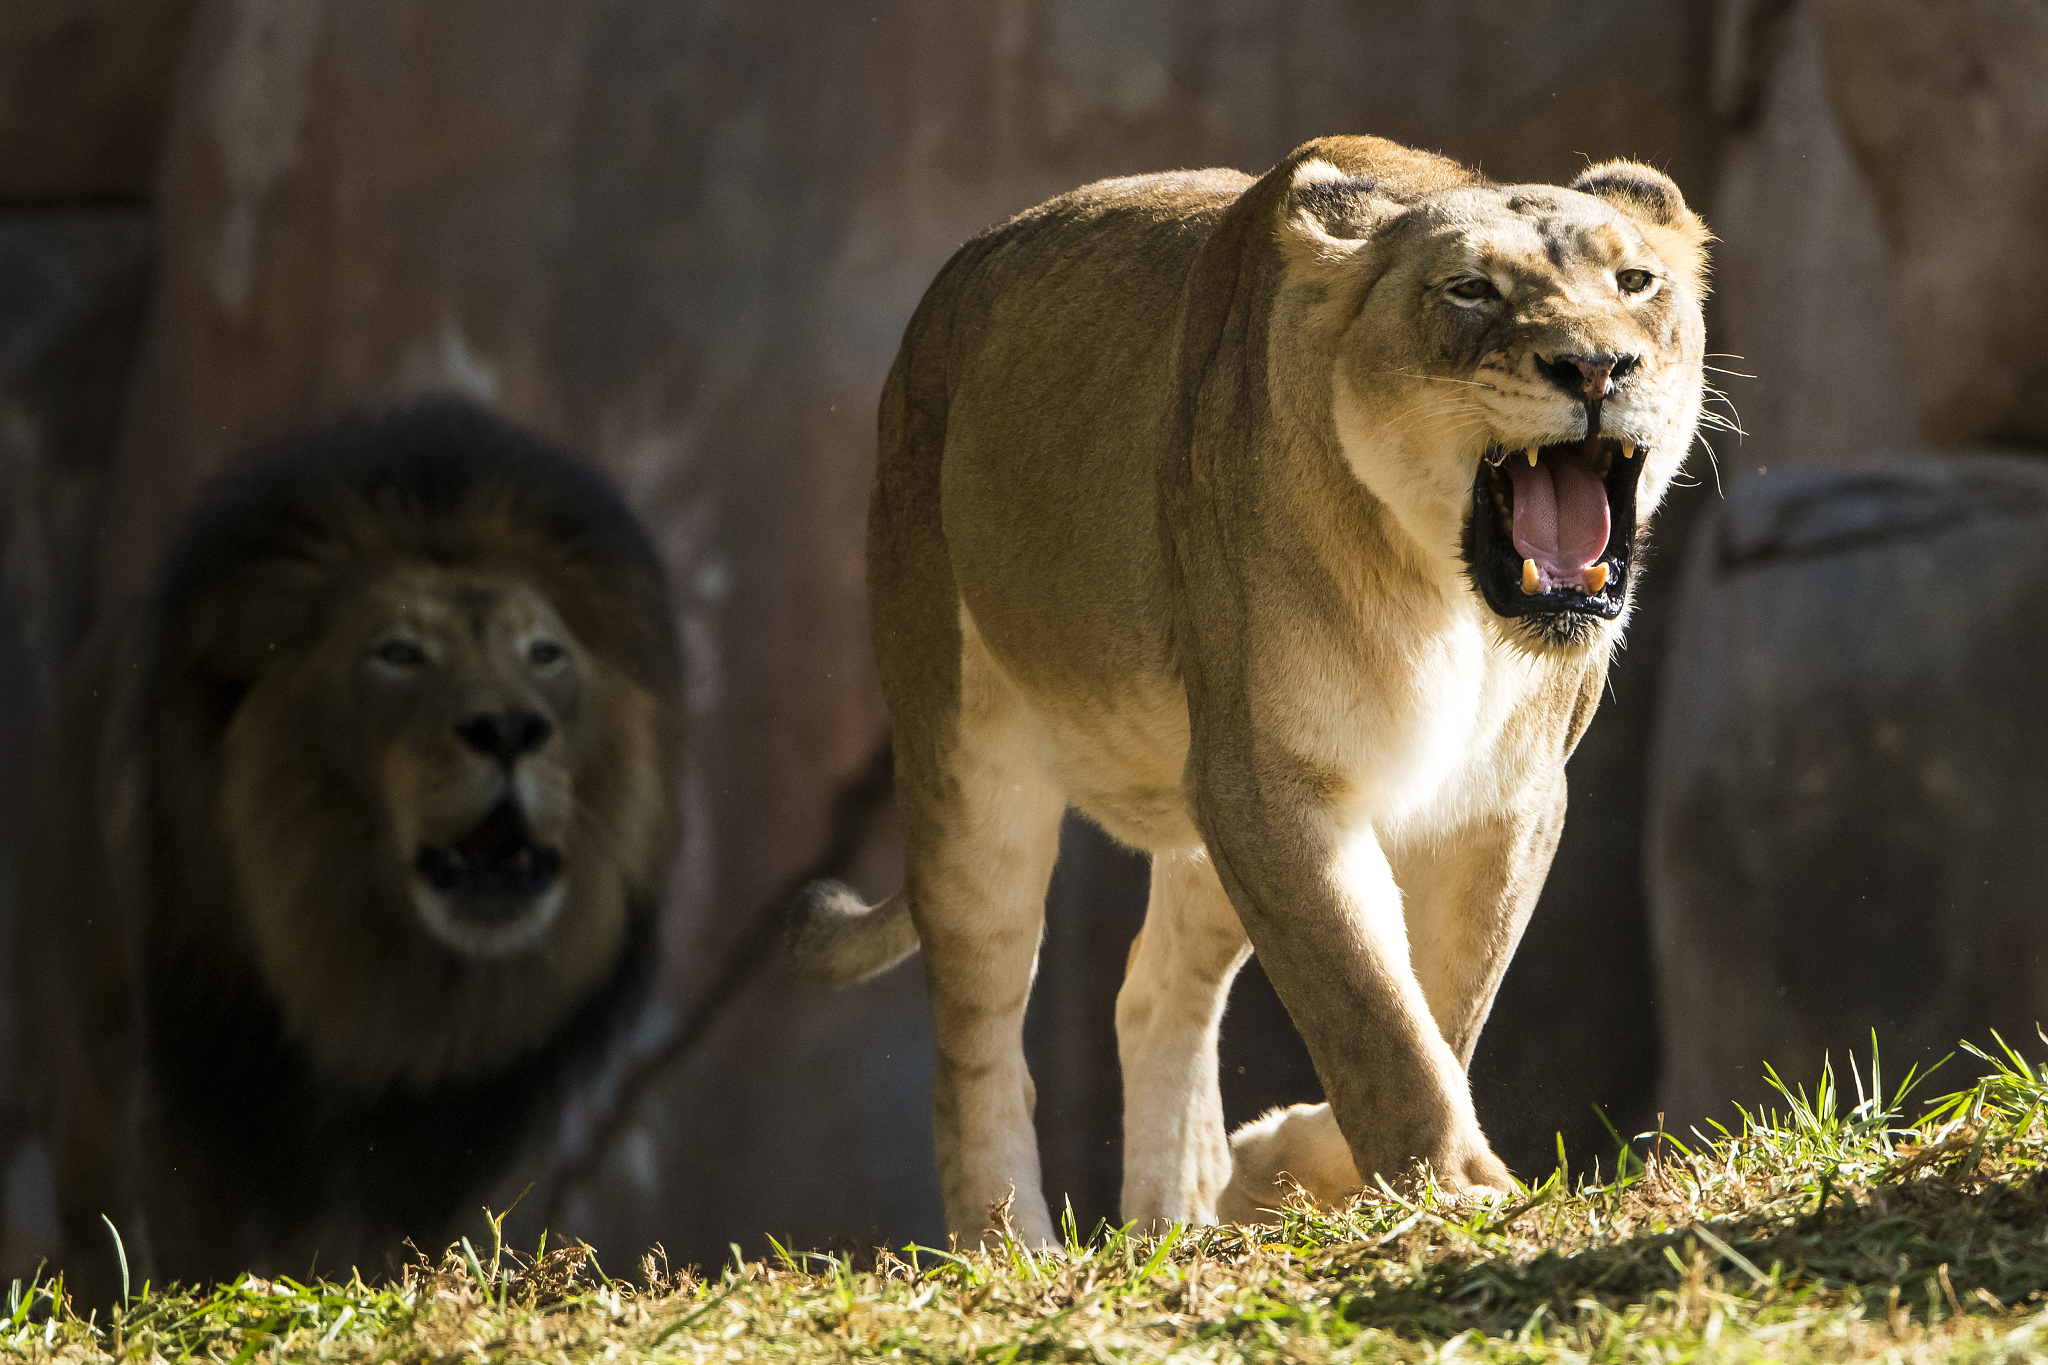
1280 160 1708 649
333 566 589 957
212 553 670 1085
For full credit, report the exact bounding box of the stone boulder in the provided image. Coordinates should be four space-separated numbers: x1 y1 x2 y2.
1648 456 2048 1129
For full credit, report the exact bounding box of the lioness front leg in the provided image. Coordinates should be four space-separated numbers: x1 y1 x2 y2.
1200 781 1508 1204
1217 798 1567 1220
1398 791 1568 1069
1116 849 1252 1227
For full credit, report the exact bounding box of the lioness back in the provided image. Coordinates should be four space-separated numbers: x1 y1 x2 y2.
884 169 1256 845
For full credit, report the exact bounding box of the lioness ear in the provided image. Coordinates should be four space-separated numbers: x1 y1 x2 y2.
1569 160 1712 296
1277 159 1386 270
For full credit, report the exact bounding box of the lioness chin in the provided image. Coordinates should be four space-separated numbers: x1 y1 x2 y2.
793 135 1708 1238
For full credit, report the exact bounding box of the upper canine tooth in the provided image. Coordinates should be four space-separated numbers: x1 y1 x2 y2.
1525 446 1540 467
1622 440 1636 459
1583 562 1610 593
1522 558 1540 594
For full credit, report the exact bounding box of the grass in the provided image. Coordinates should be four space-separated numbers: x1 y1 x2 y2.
13 1036 2048 1362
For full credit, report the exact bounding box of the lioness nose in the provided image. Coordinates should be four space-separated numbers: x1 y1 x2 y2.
455 709 553 764
1536 351 1638 400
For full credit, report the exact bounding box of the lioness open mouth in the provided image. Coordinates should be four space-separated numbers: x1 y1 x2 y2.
415 799 563 920
1466 435 1643 624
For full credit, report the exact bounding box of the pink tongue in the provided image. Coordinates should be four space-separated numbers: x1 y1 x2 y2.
1507 452 1610 576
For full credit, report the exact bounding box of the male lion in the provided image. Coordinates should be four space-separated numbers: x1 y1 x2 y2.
16 399 681 1296
793 136 1708 1239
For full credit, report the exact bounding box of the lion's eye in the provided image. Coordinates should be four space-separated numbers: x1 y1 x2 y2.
375 639 427 667
528 640 566 667
1445 276 1499 302
1616 268 1655 294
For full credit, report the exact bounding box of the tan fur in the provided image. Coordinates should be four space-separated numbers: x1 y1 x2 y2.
796 136 1708 1238
15 405 681 1294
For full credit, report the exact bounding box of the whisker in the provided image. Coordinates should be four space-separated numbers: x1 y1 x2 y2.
1699 383 1747 434
1367 370 1500 392
1378 413 1492 441
1390 394 1479 412
1376 399 1487 437
1381 403 1483 429
1688 431 1726 495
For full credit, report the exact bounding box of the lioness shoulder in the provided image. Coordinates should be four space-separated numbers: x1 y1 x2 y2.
796 136 1707 1238
15 398 682 1296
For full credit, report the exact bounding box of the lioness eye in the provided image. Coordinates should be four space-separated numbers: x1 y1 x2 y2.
1616 268 1654 294
375 639 426 667
529 640 565 666
1446 276 1498 302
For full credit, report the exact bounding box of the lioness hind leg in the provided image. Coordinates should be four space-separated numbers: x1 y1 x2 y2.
1116 849 1251 1227
1217 1103 1360 1224
905 621 1066 1245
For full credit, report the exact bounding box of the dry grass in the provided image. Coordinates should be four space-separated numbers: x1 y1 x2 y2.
13 1038 2048 1362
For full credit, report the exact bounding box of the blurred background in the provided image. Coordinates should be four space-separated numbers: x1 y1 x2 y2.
3 0 2044 1277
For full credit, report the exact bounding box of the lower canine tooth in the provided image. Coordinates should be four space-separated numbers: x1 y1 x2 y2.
1521 558 1539 594
1525 446 1540 467
1583 563 1610 593
1622 440 1636 459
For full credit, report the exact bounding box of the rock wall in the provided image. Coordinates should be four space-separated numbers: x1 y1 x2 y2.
1641 0 2048 1137
1818 0 2048 449
0 211 154 1273
0 0 200 201
1705 0 1921 473
0 0 1788 1274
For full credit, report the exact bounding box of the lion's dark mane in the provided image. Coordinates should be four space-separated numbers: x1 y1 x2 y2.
126 397 677 1280
141 907 657 1272
141 397 679 717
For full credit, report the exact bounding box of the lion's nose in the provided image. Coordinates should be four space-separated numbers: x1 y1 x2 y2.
454 709 553 765
1536 351 1638 400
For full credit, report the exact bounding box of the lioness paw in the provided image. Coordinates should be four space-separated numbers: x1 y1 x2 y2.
1217 1103 1361 1224
1218 1102 1516 1223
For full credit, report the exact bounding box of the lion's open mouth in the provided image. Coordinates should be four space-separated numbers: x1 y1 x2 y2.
1465 436 1643 623
415 799 562 920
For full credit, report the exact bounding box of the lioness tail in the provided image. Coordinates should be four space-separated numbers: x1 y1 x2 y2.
787 880 920 986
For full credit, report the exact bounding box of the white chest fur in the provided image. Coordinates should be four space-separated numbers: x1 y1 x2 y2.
1259 604 1559 843
1008 589 1563 857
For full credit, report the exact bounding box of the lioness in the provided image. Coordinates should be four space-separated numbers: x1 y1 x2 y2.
793 135 1707 1239
16 399 681 1297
